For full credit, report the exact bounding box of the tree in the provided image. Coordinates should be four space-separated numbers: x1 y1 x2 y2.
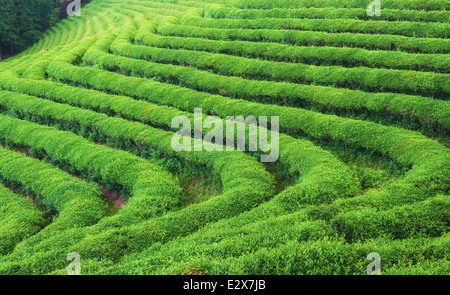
0 0 62 58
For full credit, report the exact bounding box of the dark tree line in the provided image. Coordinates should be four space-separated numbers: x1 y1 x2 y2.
0 0 90 60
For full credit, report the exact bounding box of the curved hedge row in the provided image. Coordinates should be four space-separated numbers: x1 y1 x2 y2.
0 112 183 222
96 211 450 274
47 37 449 215
42 42 450 266
21 45 73 80
0 144 106 229
0 120 275 274
0 143 106 259
151 233 450 275
157 17 450 54
99 212 332 274
0 37 368 273
84 32 450 132
331 195 450 241
97 0 193 13
182 13 450 38
228 0 450 10
50 34 450 163
203 4 450 23
0 87 281 273
136 23 450 73
0 0 447 275
97 188 449 273
93 0 187 20
110 28 450 101
0 65 361 210
0 182 47 256
0 82 361 207
0 71 360 222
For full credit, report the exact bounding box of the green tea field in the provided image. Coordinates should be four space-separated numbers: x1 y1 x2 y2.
0 0 448 275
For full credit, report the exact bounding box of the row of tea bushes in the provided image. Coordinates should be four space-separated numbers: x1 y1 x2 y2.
157 17 450 53
203 4 450 22
136 22 450 73
0 182 47 256
228 0 450 10
182 12 450 38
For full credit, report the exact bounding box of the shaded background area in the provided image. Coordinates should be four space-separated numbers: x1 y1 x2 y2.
0 0 91 60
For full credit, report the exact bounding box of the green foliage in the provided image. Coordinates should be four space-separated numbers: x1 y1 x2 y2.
204 4 450 22
157 17 450 54
0 0 448 275
0 183 47 256
185 12 450 38
331 195 450 241
229 0 450 10
108 28 450 120
137 22 450 73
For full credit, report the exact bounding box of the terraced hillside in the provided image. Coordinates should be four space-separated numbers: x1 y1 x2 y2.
0 0 448 275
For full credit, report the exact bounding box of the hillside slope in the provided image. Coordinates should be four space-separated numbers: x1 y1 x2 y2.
0 0 448 275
